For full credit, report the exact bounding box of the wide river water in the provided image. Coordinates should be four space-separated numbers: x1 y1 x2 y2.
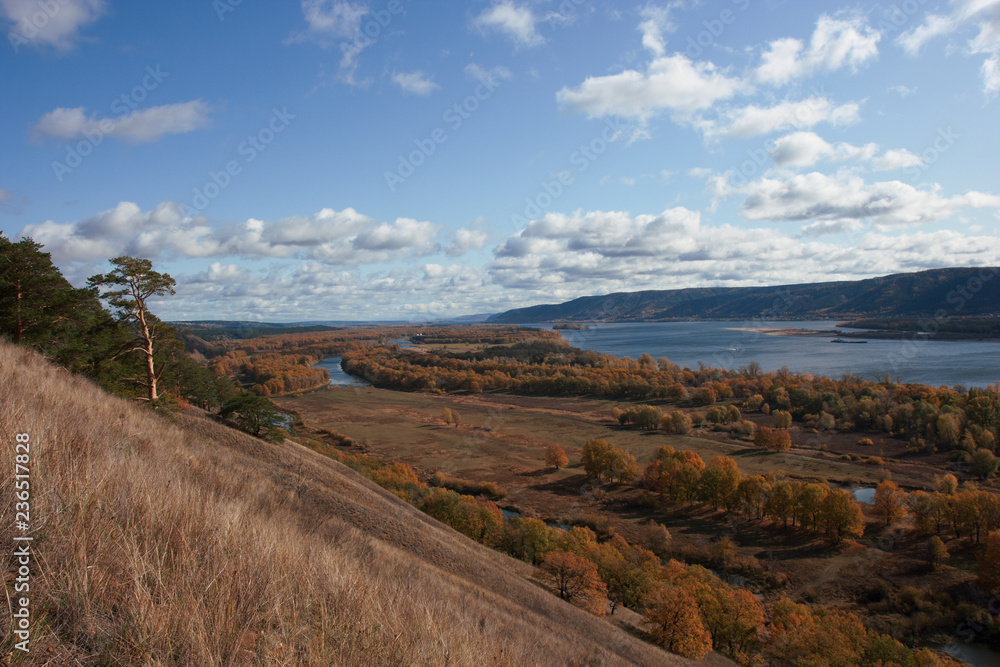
544 321 1000 388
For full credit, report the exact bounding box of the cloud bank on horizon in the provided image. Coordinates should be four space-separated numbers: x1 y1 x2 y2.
1 0 999 321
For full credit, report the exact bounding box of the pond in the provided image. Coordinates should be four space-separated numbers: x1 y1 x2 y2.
852 486 876 504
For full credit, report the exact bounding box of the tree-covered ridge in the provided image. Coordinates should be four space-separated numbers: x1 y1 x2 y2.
488 267 1000 322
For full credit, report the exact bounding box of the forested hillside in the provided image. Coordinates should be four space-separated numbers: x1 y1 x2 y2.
489 268 1000 322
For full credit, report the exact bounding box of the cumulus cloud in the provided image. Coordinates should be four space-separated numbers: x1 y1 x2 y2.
698 97 861 140
723 171 1000 228
489 208 1000 302
488 206 1000 297
768 131 877 167
872 148 924 171
17 202 444 267
447 226 489 256
557 54 743 120
473 2 543 49
166 259 494 322
391 70 440 95
32 101 211 143
755 13 881 86
2 0 105 51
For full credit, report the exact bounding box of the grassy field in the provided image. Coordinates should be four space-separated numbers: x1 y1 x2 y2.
0 340 690 666
276 384 988 647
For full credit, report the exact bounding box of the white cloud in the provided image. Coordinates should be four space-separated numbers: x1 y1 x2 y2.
557 54 743 120
886 84 917 97
698 97 861 140
447 227 489 256
391 71 440 96
983 55 1000 97
1 0 105 51
293 0 367 41
638 4 676 57
755 14 881 86
464 63 513 86
18 202 444 267
488 206 1000 295
896 0 1000 96
33 101 211 143
768 131 877 167
872 148 924 170
725 171 1000 228
473 2 543 49
896 14 956 55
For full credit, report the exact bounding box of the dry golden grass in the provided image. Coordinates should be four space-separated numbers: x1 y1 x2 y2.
0 340 688 666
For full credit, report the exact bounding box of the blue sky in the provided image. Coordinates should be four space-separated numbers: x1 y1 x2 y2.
1 0 999 321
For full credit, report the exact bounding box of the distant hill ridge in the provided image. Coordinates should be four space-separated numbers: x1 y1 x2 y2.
488 267 1000 323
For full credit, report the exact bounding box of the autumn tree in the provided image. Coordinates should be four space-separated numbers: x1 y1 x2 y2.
88 256 176 402
971 448 999 478
700 587 766 661
581 439 616 481
820 489 865 542
978 529 1000 592
872 480 908 527
606 447 638 484
643 586 711 659
937 473 959 494
754 426 792 452
539 551 607 614
772 409 792 429
661 410 693 434
441 407 460 427
927 536 949 568
545 444 569 470
700 456 740 510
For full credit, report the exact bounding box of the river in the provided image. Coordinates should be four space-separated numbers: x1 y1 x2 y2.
545 321 1000 388
311 356 369 386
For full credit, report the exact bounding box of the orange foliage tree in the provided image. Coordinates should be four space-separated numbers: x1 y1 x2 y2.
539 551 607 615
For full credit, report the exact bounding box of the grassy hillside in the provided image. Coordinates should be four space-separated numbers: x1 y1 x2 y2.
0 340 690 666
488 267 1000 322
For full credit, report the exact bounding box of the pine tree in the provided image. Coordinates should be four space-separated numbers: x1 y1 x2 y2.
89 256 177 402
0 235 98 352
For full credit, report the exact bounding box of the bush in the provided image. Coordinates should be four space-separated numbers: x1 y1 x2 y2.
754 426 792 452
430 471 507 500
858 437 874 446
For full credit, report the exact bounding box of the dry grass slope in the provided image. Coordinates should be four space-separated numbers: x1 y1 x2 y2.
0 340 688 666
